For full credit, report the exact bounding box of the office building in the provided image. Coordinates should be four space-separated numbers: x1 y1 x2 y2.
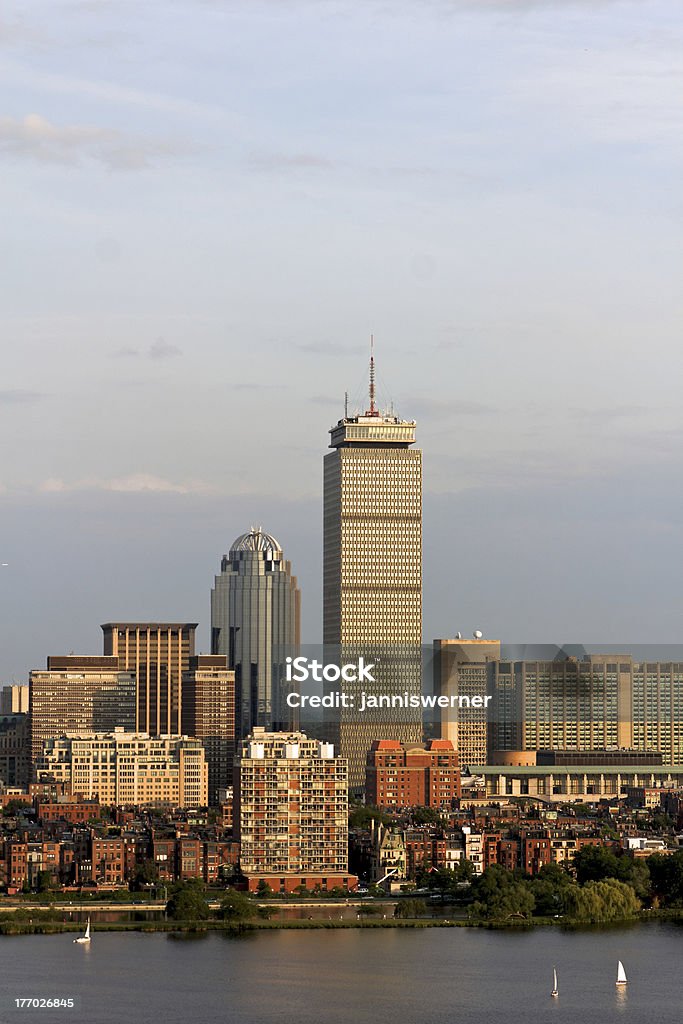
323 351 422 789
365 738 460 809
211 527 300 739
0 716 30 789
235 728 355 892
182 654 236 806
102 622 197 735
35 730 208 808
488 655 683 768
436 637 500 769
1 685 29 715
29 656 135 766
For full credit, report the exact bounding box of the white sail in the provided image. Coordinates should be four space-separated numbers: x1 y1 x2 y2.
84 918 90 940
616 961 627 985
551 967 558 996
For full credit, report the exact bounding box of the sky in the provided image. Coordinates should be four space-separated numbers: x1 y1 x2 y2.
1 0 683 680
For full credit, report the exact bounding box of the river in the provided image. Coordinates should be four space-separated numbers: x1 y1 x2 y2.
1 921 681 1023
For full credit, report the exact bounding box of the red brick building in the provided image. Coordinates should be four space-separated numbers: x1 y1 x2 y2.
365 739 460 809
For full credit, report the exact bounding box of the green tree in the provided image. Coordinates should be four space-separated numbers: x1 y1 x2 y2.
573 846 622 884
131 858 159 891
166 879 211 922
256 879 273 898
470 865 535 921
219 889 259 920
648 851 683 907
394 898 428 919
565 878 640 923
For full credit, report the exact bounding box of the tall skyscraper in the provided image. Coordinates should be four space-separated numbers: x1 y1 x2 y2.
101 622 197 735
182 654 236 806
29 655 136 766
323 349 422 790
211 527 300 740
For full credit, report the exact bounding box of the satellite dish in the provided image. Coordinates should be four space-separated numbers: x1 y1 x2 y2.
473 630 483 639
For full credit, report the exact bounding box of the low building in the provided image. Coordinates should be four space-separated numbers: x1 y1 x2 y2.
365 739 460 809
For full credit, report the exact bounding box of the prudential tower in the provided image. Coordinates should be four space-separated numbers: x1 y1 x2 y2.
323 345 423 791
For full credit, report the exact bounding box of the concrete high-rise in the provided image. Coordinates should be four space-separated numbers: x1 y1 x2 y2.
436 637 501 770
235 728 354 893
29 656 136 766
101 623 197 735
211 528 300 740
323 349 422 790
182 654 236 806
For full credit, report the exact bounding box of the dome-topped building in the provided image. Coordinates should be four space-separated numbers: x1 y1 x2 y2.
211 527 300 739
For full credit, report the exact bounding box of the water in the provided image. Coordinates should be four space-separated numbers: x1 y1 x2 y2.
1 922 682 1024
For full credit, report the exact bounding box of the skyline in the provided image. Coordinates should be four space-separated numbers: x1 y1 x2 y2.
3 1 683 677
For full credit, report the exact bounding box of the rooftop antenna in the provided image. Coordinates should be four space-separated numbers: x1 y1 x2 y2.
368 334 377 416
344 391 349 418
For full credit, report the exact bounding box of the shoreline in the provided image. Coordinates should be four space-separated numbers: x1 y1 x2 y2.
2 910 682 936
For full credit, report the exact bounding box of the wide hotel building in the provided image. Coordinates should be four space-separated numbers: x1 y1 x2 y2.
323 351 422 791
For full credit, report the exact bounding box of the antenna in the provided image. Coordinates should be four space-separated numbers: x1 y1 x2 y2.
368 334 377 416
344 391 349 418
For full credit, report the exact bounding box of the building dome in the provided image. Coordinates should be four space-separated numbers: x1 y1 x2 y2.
229 526 282 557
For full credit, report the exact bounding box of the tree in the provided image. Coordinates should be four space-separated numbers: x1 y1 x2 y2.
256 879 273 898
529 863 573 917
648 851 683 907
573 846 622 885
564 878 640 923
166 879 211 922
36 871 55 894
470 865 535 921
394 898 428 919
219 889 259 920
131 858 159 891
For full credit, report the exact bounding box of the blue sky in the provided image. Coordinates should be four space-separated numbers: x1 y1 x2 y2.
1 0 683 679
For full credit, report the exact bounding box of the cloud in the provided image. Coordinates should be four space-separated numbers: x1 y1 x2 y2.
409 396 494 418
109 342 182 359
148 339 182 360
233 382 284 391
248 151 333 172
0 389 46 404
110 347 140 358
0 113 188 170
39 474 216 495
297 342 365 356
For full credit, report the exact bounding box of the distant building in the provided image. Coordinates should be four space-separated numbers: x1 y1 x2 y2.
102 622 197 735
0 715 30 789
211 528 300 739
323 352 423 790
436 637 500 769
29 656 135 767
492 656 683 766
536 749 664 767
182 654 235 806
365 739 460 809
35 730 208 809
1 685 28 715
235 728 355 892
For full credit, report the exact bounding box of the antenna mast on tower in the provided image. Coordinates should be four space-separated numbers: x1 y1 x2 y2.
368 334 377 416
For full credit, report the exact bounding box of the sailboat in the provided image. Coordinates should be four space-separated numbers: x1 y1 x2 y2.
73 918 91 944
551 966 559 998
616 961 627 986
